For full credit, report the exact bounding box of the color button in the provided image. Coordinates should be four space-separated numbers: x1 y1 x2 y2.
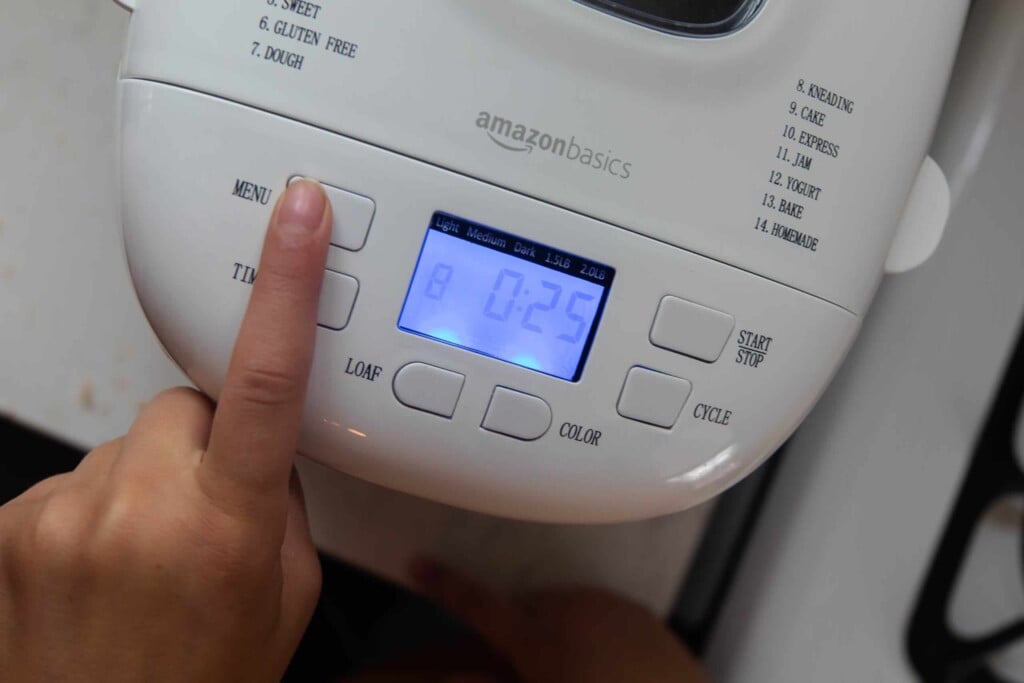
482 387 552 441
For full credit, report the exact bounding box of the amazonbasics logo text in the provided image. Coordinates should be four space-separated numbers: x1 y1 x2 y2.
476 112 632 181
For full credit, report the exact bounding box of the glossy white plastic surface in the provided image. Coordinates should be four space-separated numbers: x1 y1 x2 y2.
115 0 967 521
120 0 968 314
119 82 858 521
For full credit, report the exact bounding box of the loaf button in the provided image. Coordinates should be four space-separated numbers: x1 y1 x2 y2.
393 363 465 418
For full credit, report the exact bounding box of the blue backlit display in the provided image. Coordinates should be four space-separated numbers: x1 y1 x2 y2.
399 213 614 381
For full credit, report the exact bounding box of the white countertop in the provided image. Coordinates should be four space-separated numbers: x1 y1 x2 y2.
4 3 1024 681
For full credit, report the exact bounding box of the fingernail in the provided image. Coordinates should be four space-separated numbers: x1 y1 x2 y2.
277 179 326 231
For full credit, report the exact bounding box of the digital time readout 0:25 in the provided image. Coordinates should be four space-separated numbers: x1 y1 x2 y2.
422 263 599 346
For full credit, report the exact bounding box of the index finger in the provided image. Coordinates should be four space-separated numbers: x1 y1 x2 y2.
200 180 331 519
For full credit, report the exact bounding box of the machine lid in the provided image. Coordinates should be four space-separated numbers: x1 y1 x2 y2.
575 0 765 36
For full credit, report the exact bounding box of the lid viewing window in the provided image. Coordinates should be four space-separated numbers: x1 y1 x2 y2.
575 0 765 36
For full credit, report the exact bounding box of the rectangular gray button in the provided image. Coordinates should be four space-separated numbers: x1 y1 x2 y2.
324 184 375 251
393 363 465 418
650 296 734 363
482 387 552 441
617 367 692 429
318 270 359 330
290 177 375 251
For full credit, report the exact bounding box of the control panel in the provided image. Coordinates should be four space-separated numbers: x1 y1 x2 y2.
113 0 968 521
119 80 858 522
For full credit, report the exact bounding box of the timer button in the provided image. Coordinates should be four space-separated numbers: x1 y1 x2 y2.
393 363 465 419
650 296 735 363
318 270 359 330
289 177 375 251
617 367 692 429
481 387 552 441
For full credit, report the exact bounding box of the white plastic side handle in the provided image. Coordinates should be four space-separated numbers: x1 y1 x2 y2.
884 155 950 275
113 0 136 11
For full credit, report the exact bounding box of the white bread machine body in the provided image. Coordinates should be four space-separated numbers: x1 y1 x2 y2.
113 0 968 522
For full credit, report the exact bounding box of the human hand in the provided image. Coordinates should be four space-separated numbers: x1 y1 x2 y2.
401 560 711 683
0 180 332 682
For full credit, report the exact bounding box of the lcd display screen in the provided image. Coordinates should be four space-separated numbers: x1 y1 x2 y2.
398 213 614 382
